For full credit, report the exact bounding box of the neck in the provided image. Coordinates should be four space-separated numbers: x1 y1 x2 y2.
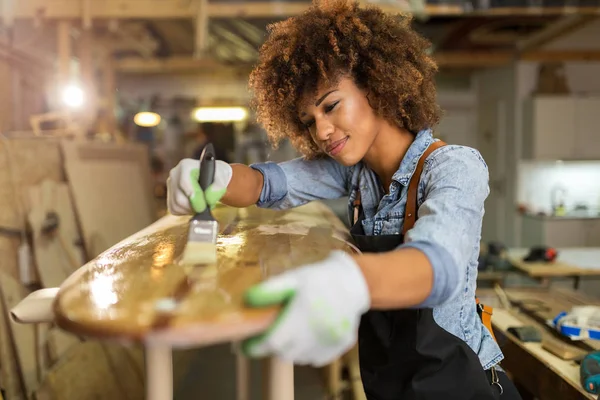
363 122 414 193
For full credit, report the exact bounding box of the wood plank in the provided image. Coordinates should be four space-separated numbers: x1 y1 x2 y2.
492 308 595 400
54 202 357 346
34 341 144 400
0 273 38 397
27 180 83 288
508 248 600 278
0 274 25 400
61 140 156 259
0 138 63 280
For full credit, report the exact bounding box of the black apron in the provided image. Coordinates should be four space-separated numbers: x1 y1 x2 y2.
349 141 498 400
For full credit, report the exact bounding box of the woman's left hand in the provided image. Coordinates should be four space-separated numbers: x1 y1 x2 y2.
242 250 371 367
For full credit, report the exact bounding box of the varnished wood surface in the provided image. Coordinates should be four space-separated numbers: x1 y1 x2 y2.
54 202 356 347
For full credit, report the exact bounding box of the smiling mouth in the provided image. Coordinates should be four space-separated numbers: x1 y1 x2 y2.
326 137 349 155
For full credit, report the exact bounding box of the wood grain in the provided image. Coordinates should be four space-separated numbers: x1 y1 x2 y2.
54 202 356 347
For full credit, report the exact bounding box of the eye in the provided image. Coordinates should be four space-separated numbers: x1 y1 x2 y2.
325 101 339 113
302 119 315 129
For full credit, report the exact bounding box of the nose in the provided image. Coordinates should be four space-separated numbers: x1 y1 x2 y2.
314 116 334 142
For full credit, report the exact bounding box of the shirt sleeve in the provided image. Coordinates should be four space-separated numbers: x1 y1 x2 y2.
399 145 489 308
250 156 350 209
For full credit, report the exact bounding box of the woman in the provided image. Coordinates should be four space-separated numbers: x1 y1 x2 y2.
167 1 522 398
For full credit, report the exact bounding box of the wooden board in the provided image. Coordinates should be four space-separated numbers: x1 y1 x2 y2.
0 138 63 280
61 140 157 259
508 248 600 278
34 341 144 400
28 180 83 288
0 273 38 398
492 308 595 400
503 287 600 352
54 202 357 347
0 274 26 400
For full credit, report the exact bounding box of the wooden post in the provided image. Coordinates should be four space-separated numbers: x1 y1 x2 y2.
235 344 250 400
194 0 209 58
102 55 117 136
78 28 96 126
263 357 294 400
57 21 72 88
145 345 173 400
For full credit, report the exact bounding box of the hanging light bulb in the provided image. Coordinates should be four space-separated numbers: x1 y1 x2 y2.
134 112 161 127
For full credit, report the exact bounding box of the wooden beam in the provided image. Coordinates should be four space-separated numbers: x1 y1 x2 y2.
194 0 209 58
433 51 513 68
521 50 600 62
517 15 598 52
0 0 428 20
5 1 600 20
57 20 71 86
114 56 252 75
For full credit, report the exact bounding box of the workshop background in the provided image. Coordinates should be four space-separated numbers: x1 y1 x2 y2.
1 1 600 399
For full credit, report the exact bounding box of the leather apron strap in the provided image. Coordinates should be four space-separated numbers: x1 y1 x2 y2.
402 140 446 235
402 139 498 343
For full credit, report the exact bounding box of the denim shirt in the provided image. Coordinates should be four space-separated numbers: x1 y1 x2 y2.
250 129 503 370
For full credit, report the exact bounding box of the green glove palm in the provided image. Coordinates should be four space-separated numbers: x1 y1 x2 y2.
240 251 370 367
167 158 233 216
188 168 227 213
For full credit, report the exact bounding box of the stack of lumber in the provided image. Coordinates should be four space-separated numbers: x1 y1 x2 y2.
0 137 171 400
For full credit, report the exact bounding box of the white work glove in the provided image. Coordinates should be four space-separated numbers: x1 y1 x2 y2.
167 158 233 215
242 250 371 367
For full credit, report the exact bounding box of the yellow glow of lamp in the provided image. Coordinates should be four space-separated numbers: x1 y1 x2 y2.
192 107 248 122
134 112 161 127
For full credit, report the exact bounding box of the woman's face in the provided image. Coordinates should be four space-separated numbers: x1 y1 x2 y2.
298 76 382 166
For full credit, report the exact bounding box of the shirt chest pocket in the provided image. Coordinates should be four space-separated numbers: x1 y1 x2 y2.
377 217 405 236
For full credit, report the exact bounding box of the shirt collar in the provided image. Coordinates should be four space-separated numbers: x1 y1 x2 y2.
392 128 435 186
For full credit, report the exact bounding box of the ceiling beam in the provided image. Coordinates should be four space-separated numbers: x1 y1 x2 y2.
434 50 600 68
115 49 600 75
0 0 455 20
4 1 600 20
517 15 598 52
433 51 513 68
521 50 600 62
114 56 252 75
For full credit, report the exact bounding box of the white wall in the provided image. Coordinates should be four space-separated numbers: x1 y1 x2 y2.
436 90 478 148
517 160 600 215
474 66 517 246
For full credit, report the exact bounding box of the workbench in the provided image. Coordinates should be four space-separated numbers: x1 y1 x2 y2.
477 287 600 400
507 247 600 289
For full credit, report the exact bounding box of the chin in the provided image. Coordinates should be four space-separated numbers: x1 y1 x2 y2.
332 151 361 167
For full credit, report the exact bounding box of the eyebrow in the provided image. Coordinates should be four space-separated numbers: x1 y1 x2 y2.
300 90 338 117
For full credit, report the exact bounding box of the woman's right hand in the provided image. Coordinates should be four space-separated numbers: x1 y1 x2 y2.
167 158 233 215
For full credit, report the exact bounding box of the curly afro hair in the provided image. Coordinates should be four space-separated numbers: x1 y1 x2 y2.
248 0 442 158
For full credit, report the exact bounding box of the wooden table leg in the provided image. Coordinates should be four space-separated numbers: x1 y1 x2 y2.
344 345 366 400
326 358 342 399
263 357 294 400
145 345 173 400
234 343 250 400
